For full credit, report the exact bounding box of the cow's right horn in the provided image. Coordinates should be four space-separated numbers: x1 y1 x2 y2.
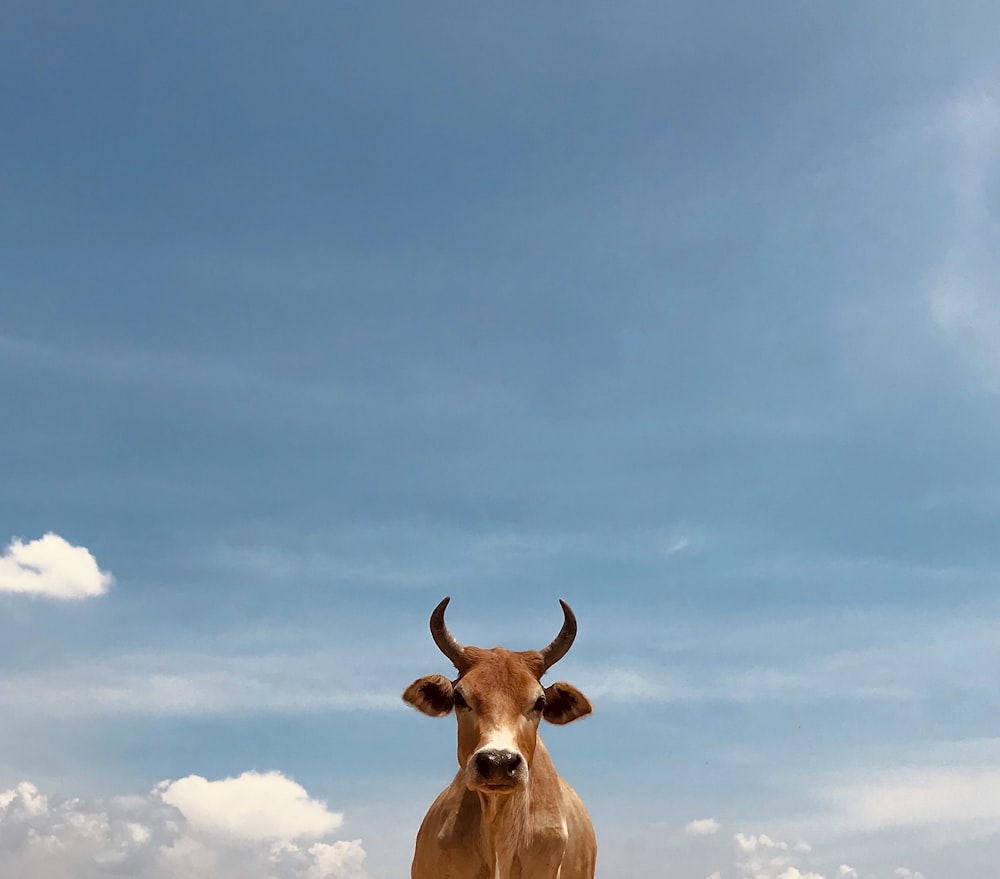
539 600 577 671
430 596 466 670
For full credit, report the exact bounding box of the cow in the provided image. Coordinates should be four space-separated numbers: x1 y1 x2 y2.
402 596 596 879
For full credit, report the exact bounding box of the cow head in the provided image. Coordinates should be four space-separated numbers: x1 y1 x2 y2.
403 597 592 794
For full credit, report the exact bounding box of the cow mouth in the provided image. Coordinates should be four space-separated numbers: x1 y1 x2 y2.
469 778 522 794
476 782 519 794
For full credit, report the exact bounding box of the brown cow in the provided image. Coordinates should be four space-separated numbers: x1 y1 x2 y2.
403 596 596 879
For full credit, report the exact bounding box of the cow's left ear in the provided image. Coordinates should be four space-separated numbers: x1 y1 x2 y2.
543 681 593 725
402 674 455 717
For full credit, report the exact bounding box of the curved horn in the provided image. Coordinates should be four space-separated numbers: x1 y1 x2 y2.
540 599 577 671
429 596 466 669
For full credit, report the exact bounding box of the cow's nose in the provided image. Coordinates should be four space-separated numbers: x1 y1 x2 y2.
475 749 523 779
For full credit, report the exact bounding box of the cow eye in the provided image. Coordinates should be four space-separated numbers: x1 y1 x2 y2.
453 690 469 710
532 695 546 713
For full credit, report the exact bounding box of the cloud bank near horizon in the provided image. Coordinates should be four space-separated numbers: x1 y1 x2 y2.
0 772 367 879
691 827 927 879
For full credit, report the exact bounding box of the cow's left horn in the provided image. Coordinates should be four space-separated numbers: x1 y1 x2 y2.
540 599 577 671
430 596 466 669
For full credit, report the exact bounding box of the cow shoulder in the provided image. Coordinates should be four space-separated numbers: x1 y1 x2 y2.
412 782 489 878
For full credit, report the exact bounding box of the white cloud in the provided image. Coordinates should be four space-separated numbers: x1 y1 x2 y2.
158 771 343 841
0 533 112 600
686 817 722 837
305 841 368 879
691 823 945 879
0 781 48 816
0 773 368 879
731 833 823 879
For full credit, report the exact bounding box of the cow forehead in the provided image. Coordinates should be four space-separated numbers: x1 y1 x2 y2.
457 647 546 700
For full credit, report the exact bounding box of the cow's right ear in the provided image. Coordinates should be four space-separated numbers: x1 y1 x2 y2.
543 681 593 725
402 674 455 717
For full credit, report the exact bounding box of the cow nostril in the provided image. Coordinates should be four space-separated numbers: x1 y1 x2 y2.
475 749 522 780
503 752 522 776
474 751 497 777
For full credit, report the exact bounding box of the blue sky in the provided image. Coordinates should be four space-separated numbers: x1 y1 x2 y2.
2 4 999 877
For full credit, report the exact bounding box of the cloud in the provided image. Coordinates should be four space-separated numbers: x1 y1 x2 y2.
580 595 1000 712
0 533 112 600
577 667 683 702
841 83 1000 397
0 781 48 815
825 766 1000 835
657 527 705 556
0 773 368 879
0 648 400 718
689 825 938 879
735 754 1000 879
732 833 818 879
686 817 722 837
207 521 708 600
158 772 343 840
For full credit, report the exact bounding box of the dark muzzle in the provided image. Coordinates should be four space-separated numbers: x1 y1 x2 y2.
474 749 523 783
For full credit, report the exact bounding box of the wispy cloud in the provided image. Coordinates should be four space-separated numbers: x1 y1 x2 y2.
0 649 400 718
578 599 1000 707
838 81 1000 399
825 765 1000 836
728 740 1000 879
686 817 721 837
658 526 706 556
0 533 112 600
7 579 994 721
0 333 264 395
577 667 693 703
926 89 1000 391
204 521 706 592
0 331 374 433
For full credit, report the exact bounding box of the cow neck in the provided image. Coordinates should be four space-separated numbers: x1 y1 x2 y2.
475 738 558 876
477 785 530 878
